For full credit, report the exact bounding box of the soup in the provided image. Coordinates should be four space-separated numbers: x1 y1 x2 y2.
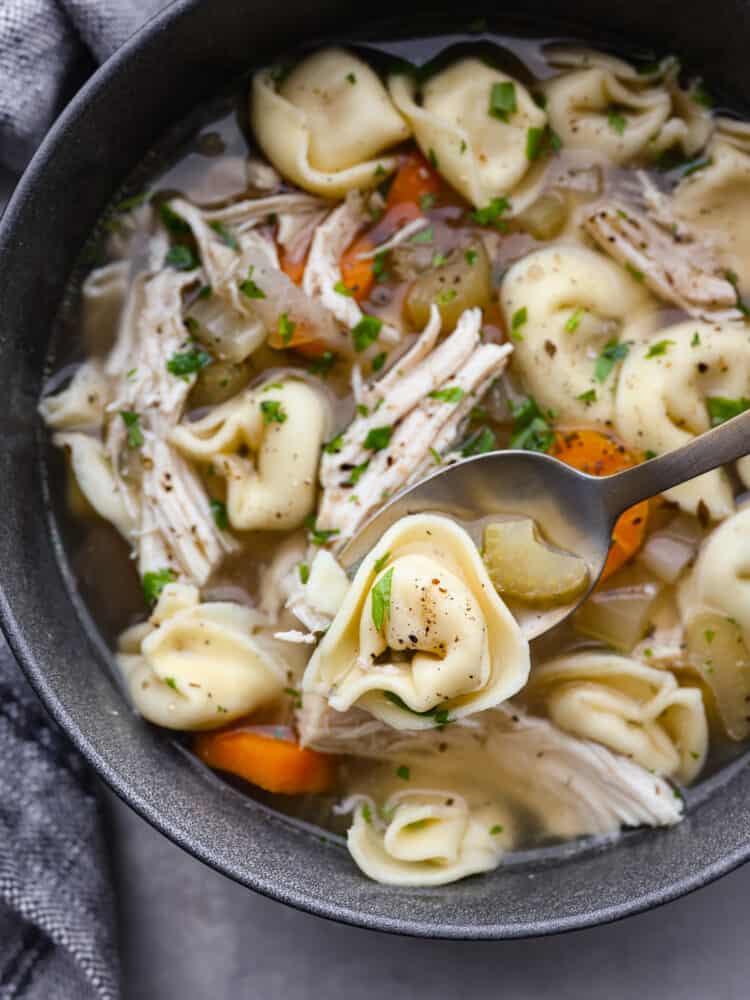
39 33 750 887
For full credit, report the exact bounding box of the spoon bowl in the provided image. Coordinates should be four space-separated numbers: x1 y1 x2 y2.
340 407 750 638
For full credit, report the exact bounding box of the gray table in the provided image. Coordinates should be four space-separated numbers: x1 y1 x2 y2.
110 788 750 999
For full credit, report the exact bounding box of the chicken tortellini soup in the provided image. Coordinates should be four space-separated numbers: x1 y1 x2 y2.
41 32 750 888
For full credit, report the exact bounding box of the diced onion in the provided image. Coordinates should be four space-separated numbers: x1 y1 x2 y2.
574 566 663 651
639 513 702 583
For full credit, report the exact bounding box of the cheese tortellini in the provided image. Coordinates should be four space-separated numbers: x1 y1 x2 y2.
500 245 652 424
53 432 135 538
615 321 750 519
39 362 110 431
389 59 548 212
302 514 530 729
251 48 410 197
679 505 750 739
542 48 711 164
672 139 750 290
117 583 285 729
347 790 513 886
170 379 330 531
526 652 708 782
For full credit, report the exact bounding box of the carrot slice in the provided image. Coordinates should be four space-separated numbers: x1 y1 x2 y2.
551 429 649 581
385 150 441 209
194 728 337 795
279 250 306 286
340 234 376 302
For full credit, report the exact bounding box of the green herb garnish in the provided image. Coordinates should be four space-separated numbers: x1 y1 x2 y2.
210 498 228 530
309 351 337 376
165 245 199 271
645 339 675 358
298 562 310 584
706 396 750 426
372 352 387 372
143 568 176 605
428 386 465 404
120 410 144 448
461 426 496 456
239 265 266 299
166 346 212 376
373 551 391 573
565 307 585 333
489 81 517 121
352 315 383 352
471 196 511 228
594 339 629 383
260 400 287 424
607 108 627 135
371 566 394 632
410 226 434 244
209 221 239 251
364 426 393 451
578 389 597 405
509 397 554 452
396 764 410 781
334 279 353 296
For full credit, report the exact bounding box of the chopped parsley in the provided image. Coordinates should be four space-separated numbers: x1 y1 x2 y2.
511 306 527 340
410 225 434 244
525 125 561 161
419 193 437 211
166 346 212 376
164 677 178 692
165 244 199 271
645 339 675 358
471 196 511 228
373 551 391 573
428 386 465 404
432 252 447 268
383 691 451 726
706 396 750 426
704 628 716 643
197 284 212 300
356 404 369 417
278 312 296 345
509 397 554 452
371 566 394 632
371 351 387 372
239 265 266 299
436 288 457 305
372 251 390 282
298 562 310 584
578 389 597 406
210 498 228 530
490 824 504 835
465 248 478 266
334 279 353 296
159 202 190 236
305 517 340 546
396 764 411 781
607 108 627 135
361 803 373 824
324 432 344 455
284 686 303 707
346 72 357 84
120 410 144 448
429 446 442 464
347 461 369 486
626 263 645 282
428 147 439 169
489 81 517 121
142 568 176 605
461 426 496 456
594 339 629 382
681 156 712 177
692 83 712 108
352 315 383 352
309 351 337 376
364 426 393 451
691 331 701 347
208 221 239 251
565 307 585 333
260 399 287 424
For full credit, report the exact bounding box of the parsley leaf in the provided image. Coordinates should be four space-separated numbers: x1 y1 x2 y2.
305 517 340 546
159 203 190 236
428 386 465 404
419 193 437 211
373 551 391 573
278 312 296 345
309 351 337 376
371 352 387 372
166 346 212 376
461 426 496 456
364 426 393 451
565 307 585 332
436 288 457 305
324 433 343 455
298 562 310 584
471 196 511 228
260 400 287 424
607 108 627 134
489 81 517 121
352 315 382 352
594 339 629 382
465 249 478 266
208 221 239 251
396 764 411 781
410 225 434 244
120 410 144 448
165 244 199 271
578 389 597 405
691 331 701 347
645 339 675 358
143 568 176 605
371 566 394 632
509 397 554 452
706 396 750 426
334 279 353 296
210 498 228 530
511 306 527 340
347 461 369 486
239 265 266 299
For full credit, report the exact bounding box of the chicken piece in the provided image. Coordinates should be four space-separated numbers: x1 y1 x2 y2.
105 268 237 584
317 307 511 545
583 201 741 321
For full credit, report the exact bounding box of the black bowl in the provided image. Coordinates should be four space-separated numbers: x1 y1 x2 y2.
3 0 750 939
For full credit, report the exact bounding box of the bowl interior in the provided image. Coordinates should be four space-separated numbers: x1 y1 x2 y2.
2 0 750 938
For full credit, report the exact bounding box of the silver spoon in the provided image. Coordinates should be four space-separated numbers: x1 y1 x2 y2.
340 408 750 639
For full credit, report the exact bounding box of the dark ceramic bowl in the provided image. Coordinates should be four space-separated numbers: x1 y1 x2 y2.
2 0 750 939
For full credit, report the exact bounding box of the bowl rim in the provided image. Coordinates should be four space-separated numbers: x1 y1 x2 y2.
2 0 750 939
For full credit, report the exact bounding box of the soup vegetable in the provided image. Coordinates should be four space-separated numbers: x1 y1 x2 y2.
39 38 750 887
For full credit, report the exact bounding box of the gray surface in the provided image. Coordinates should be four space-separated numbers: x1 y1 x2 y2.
109 786 750 1000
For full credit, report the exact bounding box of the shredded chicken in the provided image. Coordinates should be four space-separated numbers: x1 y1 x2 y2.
583 200 741 321
105 268 237 583
317 307 512 545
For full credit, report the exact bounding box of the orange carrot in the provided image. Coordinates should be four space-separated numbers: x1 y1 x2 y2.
385 150 441 209
551 429 649 581
340 234 376 303
194 727 337 795
279 250 306 285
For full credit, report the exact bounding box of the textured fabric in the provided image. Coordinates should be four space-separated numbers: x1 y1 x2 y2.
1 3 171 997
0 0 167 172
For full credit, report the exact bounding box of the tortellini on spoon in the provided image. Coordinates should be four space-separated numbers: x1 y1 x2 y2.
615 320 750 520
251 48 410 197
346 789 513 886
302 514 530 729
117 583 285 730
679 504 750 739
389 58 548 212
500 245 653 425
170 379 330 531
525 651 708 783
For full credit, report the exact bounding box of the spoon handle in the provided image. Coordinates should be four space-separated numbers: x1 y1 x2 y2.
597 407 750 520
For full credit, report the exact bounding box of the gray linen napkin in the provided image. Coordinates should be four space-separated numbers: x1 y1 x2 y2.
0 2 169 997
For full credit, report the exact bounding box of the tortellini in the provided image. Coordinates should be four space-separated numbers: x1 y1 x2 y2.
389 59 548 212
302 514 530 729
525 652 708 783
672 140 750 290
678 504 750 739
53 432 134 538
251 48 410 197
346 790 512 886
39 362 110 431
170 379 330 531
117 583 285 730
542 48 711 164
615 321 750 519
500 245 652 424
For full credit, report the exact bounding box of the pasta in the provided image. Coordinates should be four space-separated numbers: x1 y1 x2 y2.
38 34 750 888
